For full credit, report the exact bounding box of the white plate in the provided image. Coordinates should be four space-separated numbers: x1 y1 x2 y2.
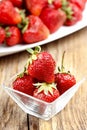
0 4 87 57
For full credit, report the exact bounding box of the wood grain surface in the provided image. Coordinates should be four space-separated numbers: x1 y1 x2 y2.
0 27 87 130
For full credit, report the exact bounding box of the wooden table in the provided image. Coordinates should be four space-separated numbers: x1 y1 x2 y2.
0 27 87 130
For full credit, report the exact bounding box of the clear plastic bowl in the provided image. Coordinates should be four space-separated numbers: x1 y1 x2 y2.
2 75 85 120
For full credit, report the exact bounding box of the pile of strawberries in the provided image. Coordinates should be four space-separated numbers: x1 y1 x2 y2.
13 46 76 103
0 0 87 46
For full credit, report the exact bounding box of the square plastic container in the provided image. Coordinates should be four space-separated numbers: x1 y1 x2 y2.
2 75 85 120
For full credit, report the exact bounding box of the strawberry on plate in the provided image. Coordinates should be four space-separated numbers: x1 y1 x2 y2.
22 15 50 44
33 82 60 103
68 0 87 11
9 0 23 8
52 0 62 9
25 0 48 16
13 73 35 96
0 0 22 25
5 26 21 46
55 51 76 95
25 46 55 83
40 6 66 33
0 27 5 44
62 1 82 26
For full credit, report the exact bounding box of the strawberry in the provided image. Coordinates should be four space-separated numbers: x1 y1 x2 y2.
0 27 5 44
25 0 48 16
0 0 22 25
25 46 55 83
9 0 23 8
13 73 35 96
68 0 86 11
62 1 82 26
55 73 76 95
40 6 66 33
55 51 76 95
33 82 60 103
5 26 21 46
22 15 50 44
53 0 62 9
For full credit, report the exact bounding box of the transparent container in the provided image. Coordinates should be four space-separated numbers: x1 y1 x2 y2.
2 75 85 120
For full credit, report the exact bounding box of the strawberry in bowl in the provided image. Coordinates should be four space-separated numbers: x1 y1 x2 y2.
13 73 35 96
12 46 77 103
26 47 56 83
55 51 76 95
33 82 60 103
3 46 85 120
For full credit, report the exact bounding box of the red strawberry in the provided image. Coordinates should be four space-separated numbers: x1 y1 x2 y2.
0 27 5 44
62 2 82 26
68 0 86 11
23 15 50 44
53 0 62 9
55 51 76 95
26 46 55 83
9 0 23 8
5 26 21 46
55 73 76 95
40 6 66 33
0 0 22 25
13 73 35 96
33 82 60 103
25 0 48 16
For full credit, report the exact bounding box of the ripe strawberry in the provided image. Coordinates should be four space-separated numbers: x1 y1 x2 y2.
25 0 48 16
9 0 23 8
26 46 55 83
68 0 86 11
33 82 60 103
0 27 5 44
40 6 66 33
62 2 82 26
13 73 35 96
55 73 76 95
0 0 22 25
23 15 50 44
5 26 21 46
55 51 76 95
53 0 62 9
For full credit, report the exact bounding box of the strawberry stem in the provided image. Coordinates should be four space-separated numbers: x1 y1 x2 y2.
57 51 66 73
57 51 71 74
61 51 65 72
26 46 41 55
